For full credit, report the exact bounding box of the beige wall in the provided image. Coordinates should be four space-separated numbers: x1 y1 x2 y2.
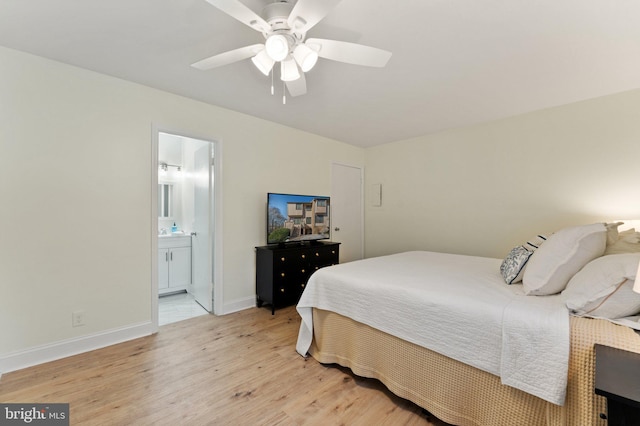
3 42 640 372
365 89 640 259
0 46 363 366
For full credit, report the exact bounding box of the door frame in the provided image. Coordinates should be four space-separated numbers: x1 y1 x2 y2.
151 126 223 328
330 161 365 262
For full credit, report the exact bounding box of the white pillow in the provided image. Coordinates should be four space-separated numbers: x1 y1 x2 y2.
604 228 640 255
523 223 606 295
605 221 624 245
562 253 640 318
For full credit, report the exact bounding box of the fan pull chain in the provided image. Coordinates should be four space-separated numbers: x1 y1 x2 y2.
282 80 286 105
270 70 274 95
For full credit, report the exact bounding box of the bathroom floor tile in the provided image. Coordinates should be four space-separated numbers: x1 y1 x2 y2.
158 292 208 326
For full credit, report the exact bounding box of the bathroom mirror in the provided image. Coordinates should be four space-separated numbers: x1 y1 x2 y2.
158 183 173 218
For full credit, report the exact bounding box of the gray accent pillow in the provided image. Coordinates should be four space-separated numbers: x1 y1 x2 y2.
500 234 548 284
500 246 533 284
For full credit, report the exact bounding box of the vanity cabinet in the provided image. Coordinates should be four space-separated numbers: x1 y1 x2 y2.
255 242 340 314
158 236 192 295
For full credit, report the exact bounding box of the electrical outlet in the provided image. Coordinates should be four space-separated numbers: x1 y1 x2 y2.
72 310 86 327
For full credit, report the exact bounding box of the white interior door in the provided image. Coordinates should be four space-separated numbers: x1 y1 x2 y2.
331 163 364 263
192 144 213 312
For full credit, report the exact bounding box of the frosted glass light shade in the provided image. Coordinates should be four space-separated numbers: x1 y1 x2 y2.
293 43 318 72
280 58 300 82
251 49 275 76
265 34 289 61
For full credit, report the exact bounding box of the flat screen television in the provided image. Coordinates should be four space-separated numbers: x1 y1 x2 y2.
267 192 331 245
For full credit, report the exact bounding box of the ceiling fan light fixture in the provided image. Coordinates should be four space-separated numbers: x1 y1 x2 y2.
265 34 289 62
196 0 392 101
280 58 300 82
292 43 318 72
251 49 275 76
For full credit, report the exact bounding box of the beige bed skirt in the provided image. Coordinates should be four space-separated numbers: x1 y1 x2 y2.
308 308 640 426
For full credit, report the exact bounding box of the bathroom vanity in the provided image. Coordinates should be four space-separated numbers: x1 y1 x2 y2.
158 235 191 295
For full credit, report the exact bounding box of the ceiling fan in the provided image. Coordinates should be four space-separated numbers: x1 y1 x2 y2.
191 0 392 101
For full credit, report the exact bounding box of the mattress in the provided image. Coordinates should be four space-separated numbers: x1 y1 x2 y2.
309 308 640 426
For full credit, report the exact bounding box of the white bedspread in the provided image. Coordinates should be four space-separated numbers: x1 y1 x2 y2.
296 251 570 405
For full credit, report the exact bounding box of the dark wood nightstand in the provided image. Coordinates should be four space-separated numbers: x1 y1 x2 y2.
595 344 640 425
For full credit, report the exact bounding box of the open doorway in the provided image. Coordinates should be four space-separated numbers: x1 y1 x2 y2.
152 130 222 326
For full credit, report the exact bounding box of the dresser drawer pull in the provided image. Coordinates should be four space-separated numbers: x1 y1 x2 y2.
315 252 319 256
280 288 285 293
301 283 305 288
301 269 305 273
281 257 286 262
301 254 306 259
281 272 285 277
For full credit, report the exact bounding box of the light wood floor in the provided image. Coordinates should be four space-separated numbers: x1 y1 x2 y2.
0 305 451 425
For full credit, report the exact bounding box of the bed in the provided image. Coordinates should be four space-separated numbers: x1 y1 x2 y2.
295 223 640 426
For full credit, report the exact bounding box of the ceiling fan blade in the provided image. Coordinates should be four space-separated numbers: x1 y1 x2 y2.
204 0 270 33
191 44 263 70
287 0 343 34
306 38 392 67
286 72 307 97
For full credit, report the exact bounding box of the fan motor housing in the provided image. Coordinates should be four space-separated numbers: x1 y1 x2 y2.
262 1 294 29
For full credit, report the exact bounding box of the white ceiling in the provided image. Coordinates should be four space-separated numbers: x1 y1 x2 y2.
1 0 639 147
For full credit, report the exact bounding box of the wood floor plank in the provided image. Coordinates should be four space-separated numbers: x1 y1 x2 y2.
0 305 448 425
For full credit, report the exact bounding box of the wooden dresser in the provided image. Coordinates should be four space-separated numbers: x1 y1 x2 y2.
255 241 340 314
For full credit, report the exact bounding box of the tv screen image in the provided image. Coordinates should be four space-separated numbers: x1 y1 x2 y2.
267 193 331 244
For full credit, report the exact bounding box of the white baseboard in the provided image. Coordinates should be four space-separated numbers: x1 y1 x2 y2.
221 296 256 315
0 321 155 376
1 298 272 376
